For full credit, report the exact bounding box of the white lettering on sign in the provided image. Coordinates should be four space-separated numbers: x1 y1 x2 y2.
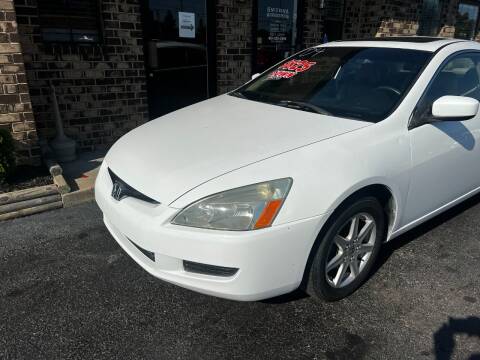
266 7 290 19
179 12 195 38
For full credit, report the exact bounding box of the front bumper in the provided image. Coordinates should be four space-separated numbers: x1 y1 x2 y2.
95 162 325 301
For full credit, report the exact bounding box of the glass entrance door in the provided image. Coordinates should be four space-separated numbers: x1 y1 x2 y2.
143 0 209 118
254 0 299 74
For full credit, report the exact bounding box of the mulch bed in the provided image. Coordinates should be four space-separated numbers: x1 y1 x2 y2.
0 165 53 194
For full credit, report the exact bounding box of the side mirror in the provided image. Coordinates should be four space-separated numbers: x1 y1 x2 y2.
432 95 479 119
251 73 261 80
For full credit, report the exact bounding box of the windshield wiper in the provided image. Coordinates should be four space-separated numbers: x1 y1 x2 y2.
230 91 247 99
277 100 332 115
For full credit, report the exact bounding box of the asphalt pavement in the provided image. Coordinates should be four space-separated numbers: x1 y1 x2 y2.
0 199 479 360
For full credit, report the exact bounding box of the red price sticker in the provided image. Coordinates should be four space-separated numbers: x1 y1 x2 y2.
268 59 316 80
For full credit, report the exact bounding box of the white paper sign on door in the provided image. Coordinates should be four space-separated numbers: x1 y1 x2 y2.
179 12 195 38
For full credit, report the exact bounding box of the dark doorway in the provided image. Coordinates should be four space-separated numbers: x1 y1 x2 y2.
322 0 346 42
142 0 214 119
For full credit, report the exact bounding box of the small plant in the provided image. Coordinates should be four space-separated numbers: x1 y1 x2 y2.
0 128 15 184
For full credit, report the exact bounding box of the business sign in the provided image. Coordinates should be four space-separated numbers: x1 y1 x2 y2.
179 12 195 38
266 6 290 43
255 0 298 73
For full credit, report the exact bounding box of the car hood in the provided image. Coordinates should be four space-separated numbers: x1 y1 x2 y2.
106 95 371 205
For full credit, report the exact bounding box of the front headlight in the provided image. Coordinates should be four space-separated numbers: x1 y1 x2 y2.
172 178 292 231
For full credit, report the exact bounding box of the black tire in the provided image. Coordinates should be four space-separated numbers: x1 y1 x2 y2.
305 196 385 301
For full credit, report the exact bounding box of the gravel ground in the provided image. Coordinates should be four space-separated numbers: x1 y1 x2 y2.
0 199 479 360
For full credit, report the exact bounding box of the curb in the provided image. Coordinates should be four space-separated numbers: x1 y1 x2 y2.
0 143 98 221
62 187 94 208
0 185 63 221
41 141 96 208
41 141 71 196
48 160 71 195
0 142 67 221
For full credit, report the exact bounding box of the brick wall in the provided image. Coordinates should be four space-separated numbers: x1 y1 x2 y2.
0 0 38 165
375 0 422 37
3 0 470 162
14 0 148 152
344 0 458 39
302 0 323 48
216 0 253 94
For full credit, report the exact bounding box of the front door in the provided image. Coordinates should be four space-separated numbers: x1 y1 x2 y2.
404 52 480 225
143 0 210 119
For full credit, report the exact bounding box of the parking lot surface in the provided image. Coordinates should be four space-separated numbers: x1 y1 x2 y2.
1 200 479 359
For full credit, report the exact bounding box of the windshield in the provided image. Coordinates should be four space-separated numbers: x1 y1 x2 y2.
232 47 431 122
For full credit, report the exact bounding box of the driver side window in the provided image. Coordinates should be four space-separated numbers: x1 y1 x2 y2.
413 52 480 124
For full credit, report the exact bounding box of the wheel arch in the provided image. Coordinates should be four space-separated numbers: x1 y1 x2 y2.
300 182 398 291
335 184 397 236
324 182 399 238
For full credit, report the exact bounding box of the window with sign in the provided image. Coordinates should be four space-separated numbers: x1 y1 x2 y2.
38 0 101 43
254 0 299 74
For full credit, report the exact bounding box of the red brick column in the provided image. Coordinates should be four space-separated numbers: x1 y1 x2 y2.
0 0 38 165
216 0 253 94
302 0 324 47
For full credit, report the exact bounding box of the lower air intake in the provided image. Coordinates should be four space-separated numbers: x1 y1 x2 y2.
129 239 155 261
183 260 239 277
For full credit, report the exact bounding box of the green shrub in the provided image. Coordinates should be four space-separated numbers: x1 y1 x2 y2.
0 128 15 184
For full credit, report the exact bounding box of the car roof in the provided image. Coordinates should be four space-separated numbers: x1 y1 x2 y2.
316 36 468 52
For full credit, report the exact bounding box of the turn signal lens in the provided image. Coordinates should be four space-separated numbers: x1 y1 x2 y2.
254 199 283 229
172 178 292 231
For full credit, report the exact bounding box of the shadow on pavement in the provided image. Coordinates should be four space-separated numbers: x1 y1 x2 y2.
260 289 308 304
433 316 480 360
375 192 480 274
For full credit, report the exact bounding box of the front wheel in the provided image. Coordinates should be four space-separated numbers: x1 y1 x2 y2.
306 197 385 301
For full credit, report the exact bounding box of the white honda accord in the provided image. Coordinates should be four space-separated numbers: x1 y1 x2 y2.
96 37 480 301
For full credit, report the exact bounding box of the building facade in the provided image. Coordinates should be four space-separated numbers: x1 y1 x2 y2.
0 0 478 164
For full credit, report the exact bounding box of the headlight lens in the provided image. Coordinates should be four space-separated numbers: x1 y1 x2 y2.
172 178 292 231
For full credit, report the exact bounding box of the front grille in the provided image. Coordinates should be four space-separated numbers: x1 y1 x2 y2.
183 260 239 277
108 168 160 205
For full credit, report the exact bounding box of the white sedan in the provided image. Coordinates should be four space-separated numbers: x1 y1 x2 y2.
96 37 480 301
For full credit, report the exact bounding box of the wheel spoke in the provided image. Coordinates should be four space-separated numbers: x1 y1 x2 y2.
348 215 360 240
358 244 374 255
350 259 360 277
333 263 348 287
326 252 345 272
357 220 374 242
334 235 348 250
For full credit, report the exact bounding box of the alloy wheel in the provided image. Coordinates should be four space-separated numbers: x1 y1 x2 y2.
325 212 377 288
